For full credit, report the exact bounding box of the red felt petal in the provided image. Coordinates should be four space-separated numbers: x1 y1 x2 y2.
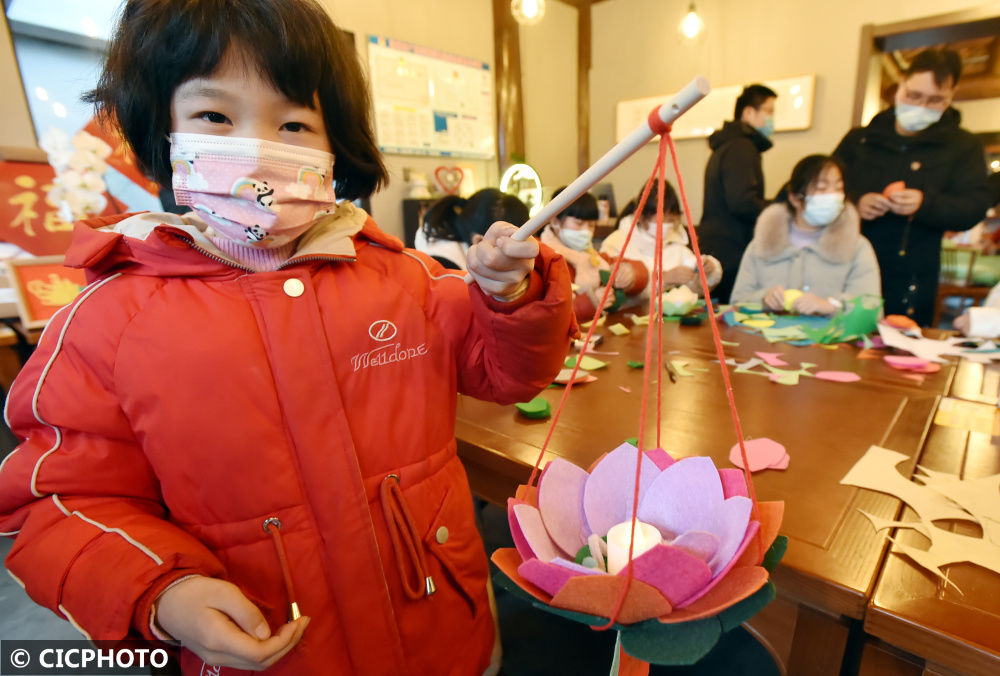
550 573 673 624
735 501 784 568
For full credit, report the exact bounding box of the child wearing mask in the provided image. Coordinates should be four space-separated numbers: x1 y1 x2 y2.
731 155 881 315
0 1 575 674
539 188 647 320
600 182 721 299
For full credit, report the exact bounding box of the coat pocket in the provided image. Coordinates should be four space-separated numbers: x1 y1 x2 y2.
422 486 489 618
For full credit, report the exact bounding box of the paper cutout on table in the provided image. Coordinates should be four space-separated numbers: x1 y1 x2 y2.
883 355 939 373
565 355 609 371
815 370 861 383
799 295 883 345
609 323 631 336
627 314 650 326
516 397 552 419
933 397 1000 436
782 289 803 312
755 352 788 367
627 360 644 369
661 285 699 316
720 340 740 347
669 360 708 377
728 438 789 472
877 323 966 364
619 386 632 394
762 363 815 386
737 302 764 312
580 315 607 329
554 369 599 385
573 335 604 351
915 467 1000 544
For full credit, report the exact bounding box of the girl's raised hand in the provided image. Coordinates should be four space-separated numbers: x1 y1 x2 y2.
155 576 310 671
466 222 538 300
610 263 636 290
763 286 786 312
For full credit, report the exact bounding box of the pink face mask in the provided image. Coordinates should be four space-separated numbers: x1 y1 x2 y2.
169 133 337 248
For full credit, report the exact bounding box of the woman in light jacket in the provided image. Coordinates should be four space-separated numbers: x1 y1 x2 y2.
731 154 881 315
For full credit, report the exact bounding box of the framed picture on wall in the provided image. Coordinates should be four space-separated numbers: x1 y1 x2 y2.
5 256 87 329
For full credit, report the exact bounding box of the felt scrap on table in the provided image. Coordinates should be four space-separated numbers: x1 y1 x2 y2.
628 314 650 326
883 355 941 373
933 397 1000 436
755 352 788 367
729 438 789 472
856 348 883 360
669 360 708 377
743 318 776 329
573 335 603 351
565 355 608 371
720 340 740 347
553 369 599 385
516 397 551 419
627 360 644 369
579 315 607 329
737 302 764 312
618 386 631 393
608 322 630 336
877 323 966 364
815 370 862 383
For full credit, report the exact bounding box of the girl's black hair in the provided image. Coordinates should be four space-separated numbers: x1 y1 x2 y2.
454 189 529 244
633 181 680 218
84 0 387 199
421 195 463 242
774 154 845 212
551 187 600 221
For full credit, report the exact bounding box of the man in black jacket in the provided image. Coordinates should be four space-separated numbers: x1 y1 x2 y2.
833 48 992 325
698 84 776 303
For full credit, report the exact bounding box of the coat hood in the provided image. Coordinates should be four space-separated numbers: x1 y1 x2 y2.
752 201 861 264
708 120 772 153
64 201 401 281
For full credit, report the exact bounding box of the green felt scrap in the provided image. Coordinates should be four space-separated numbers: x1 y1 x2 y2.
515 397 551 419
625 437 639 446
762 535 788 573
599 269 628 312
680 314 705 326
564 355 609 371
574 544 593 565
620 616 722 665
738 302 764 312
721 340 740 347
627 360 644 369
760 326 809 343
718 582 776 632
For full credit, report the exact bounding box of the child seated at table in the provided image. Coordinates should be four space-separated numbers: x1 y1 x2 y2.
540 187 647 320
600 181 721 298
731 154 881 315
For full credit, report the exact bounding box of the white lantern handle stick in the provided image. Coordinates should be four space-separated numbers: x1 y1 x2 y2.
510 75 711 242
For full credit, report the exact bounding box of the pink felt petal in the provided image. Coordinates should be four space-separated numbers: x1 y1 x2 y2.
755 351 788 367
645 448 676 471
884 355 930 370
512 503 564 562
680 521 760 607
492 548 551 603
507 499 535 562
630 543 713 606
658 565 768 623
815 370 861 382
670 530 719 563
583 443 660 537
518 558 595 597
729 438 786 473
718 468 749 499
707 497 753 575
769 452 790 470
538 459 591 557
637 457 723 538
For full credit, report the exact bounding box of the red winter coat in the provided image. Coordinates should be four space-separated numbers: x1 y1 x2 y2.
0 205 575 675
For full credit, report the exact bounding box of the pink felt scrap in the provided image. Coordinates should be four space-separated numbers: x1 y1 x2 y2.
769 453 790 470
717 468 750 499
511 502 564 562
755 351 788 367
583 443 660 537
630 543 713 606
492 547 551 603
538 459 591 557
518 557 599 597
553 369 599 385
729 438 786 473
815 370 862 383
644 448 676 471
883 355 941 372
619 386 632 393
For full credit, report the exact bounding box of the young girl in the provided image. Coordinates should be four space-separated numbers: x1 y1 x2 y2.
416 189 529 271
540 188 647 320
0 2 574 675
731 155 881 315
600 182 721 299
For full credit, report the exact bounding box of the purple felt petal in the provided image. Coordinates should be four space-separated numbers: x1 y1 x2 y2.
583 443 660 537
630 543 713 606
538 459 591 556
636 457 724 538
718 468 750 499
645 448 676 471
706 496 753 576
512 503 563 562
679 520 761 608
518 558 594 597
550 557 605 576
670 530 719 563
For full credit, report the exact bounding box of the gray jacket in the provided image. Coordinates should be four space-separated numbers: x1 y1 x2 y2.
731 202 881 304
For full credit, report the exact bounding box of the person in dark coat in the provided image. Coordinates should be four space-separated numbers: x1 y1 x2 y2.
698 84 777 303
833 48 992 325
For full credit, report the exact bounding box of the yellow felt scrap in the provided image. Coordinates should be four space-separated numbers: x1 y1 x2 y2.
609 323 631 336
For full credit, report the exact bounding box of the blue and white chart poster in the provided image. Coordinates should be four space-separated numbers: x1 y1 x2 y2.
367 36 496 159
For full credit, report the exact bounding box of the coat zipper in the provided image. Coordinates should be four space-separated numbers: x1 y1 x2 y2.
169 233 357 270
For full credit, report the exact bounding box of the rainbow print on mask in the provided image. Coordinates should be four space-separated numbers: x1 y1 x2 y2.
231 177 277 211
286 167 327 200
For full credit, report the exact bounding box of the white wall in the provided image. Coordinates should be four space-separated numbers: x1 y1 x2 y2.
520 1 579 192
319 0 500 238
588 0 999 224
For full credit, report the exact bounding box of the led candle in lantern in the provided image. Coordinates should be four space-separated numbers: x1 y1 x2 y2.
605 520 663 575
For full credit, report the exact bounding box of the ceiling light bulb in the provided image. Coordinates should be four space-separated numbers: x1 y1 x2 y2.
511 0 545 26
678 3 705 42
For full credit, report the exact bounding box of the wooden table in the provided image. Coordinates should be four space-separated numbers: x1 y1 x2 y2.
865 360 1000 676
456 315 956 675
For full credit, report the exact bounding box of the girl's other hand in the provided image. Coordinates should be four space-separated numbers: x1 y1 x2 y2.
858 193 891 220
661 265 695 288
610 263 635 290
466 222 538 300
792 292 837 316
763 286 786 312
155 576 310 671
